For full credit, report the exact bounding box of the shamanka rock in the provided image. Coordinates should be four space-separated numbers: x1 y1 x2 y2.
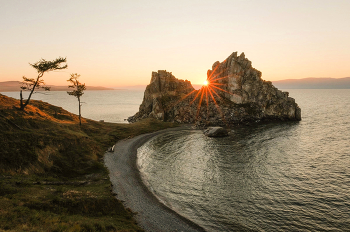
128 51 301 126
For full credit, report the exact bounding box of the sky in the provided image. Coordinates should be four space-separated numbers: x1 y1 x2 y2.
1 0 349 87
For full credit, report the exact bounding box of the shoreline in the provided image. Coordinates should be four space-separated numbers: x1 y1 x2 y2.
104 125 206 232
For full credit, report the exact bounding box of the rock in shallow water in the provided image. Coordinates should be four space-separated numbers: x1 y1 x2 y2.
204 127 229 137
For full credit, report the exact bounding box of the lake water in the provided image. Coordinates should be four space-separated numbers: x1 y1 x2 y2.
137 89 350 231
1 90 144 123
2 89 349 231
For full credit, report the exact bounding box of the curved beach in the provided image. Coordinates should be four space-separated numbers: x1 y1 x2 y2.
104 126 205 232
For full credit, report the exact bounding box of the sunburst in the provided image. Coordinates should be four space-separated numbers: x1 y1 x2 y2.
164 61 235 125
182 62 235 124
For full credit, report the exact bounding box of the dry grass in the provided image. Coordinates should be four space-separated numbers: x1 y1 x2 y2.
0 93 178 231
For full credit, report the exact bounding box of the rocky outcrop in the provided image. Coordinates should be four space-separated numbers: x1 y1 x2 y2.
128 52 301 126
128 70 195 122
204 127 229 137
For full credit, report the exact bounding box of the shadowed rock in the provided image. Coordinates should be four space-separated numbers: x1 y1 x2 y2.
128 51 301 127
204 127 229 137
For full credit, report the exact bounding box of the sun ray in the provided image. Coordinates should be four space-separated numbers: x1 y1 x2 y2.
207 88 221 110
208 71 223 82
207 63 221 81
205 87 209 107
164 89 197 111
210 75 231 82
190 87 203 105
161 60 234 126
211 85 234 95
175 89 197 105
208 86 222 99
207 65 219 81
210 82 225 86
205 87 209 120
196 87 205 119
207 87 217 104
207 87 227 124
208 70 224 82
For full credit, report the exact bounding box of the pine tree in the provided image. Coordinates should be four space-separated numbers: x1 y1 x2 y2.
20 57 67 110
67 73 86 126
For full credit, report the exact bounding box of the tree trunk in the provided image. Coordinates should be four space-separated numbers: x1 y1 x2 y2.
20 74 42 110
20 90 23 109
78 96 81 126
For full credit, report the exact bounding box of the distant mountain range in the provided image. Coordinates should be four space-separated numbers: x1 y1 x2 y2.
113 85 147 90
195 77 350 89
0 81 114 92
2 77 350 92
272 77 350 89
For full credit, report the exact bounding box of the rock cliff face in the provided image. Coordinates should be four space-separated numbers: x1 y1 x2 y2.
128 52 301 126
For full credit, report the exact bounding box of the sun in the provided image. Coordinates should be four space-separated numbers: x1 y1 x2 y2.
169 61 233 123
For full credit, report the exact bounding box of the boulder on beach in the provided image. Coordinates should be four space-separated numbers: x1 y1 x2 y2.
204 127 229 137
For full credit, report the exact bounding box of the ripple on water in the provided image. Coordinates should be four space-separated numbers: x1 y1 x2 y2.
137 90 350 231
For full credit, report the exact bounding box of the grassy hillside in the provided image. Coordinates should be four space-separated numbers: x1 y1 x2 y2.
0 93 177 231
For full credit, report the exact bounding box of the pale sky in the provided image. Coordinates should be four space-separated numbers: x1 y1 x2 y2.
1 0 349 87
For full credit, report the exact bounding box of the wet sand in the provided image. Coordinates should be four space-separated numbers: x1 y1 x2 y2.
104 126 205 232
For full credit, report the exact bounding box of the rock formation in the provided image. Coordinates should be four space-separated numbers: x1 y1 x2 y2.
204 127 229 137
128 52 301 126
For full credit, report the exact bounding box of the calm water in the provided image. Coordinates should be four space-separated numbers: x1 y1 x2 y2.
3 89 350 231
137 89 350 231
1 90 144 123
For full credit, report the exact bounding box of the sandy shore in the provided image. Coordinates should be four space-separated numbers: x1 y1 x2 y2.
104 126 205 232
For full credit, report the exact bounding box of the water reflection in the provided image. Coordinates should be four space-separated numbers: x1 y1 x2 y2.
138 90 350 232
138 122 303 231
